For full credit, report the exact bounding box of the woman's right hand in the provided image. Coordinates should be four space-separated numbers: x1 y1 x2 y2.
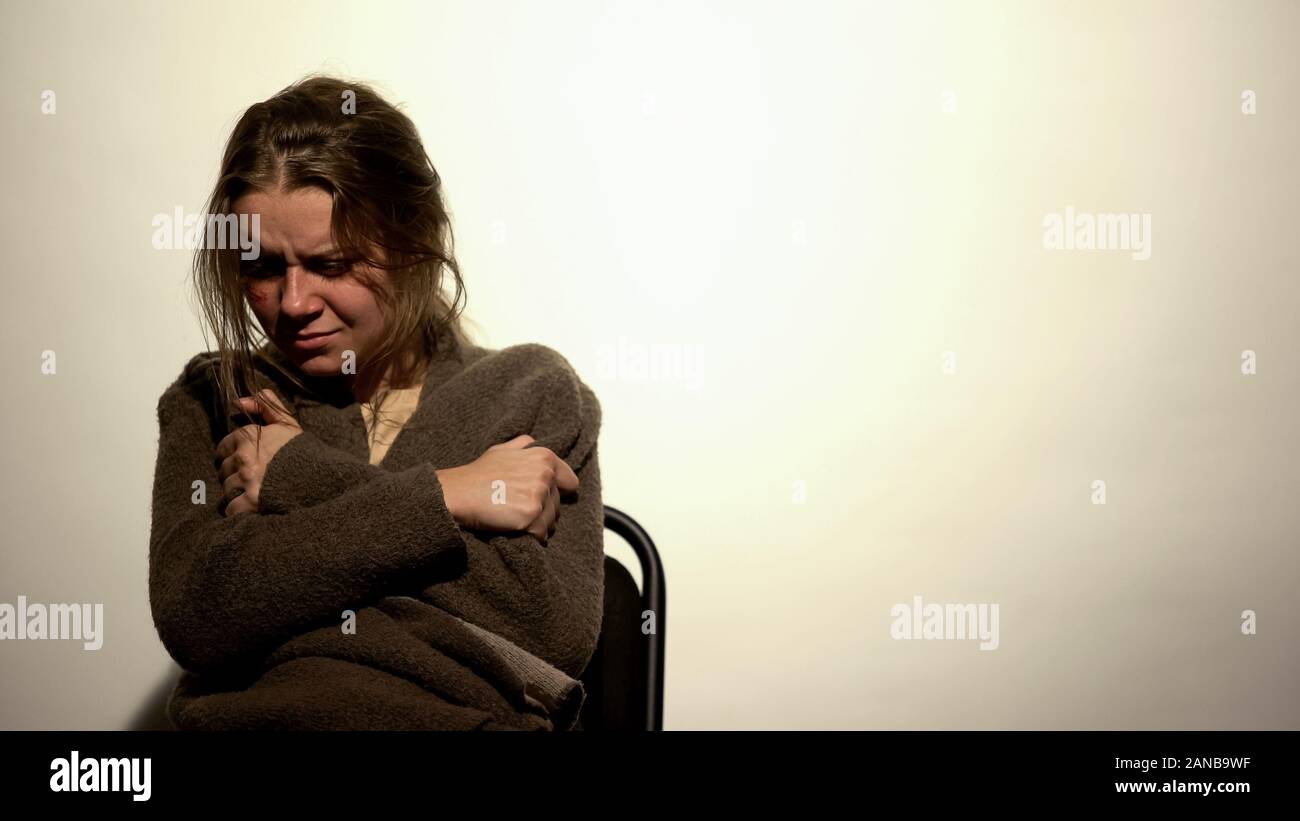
435 434 580 543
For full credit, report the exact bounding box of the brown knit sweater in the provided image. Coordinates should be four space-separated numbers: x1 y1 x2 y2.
148 335 604 730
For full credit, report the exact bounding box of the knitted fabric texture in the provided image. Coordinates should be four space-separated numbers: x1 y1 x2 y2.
148 335 604 731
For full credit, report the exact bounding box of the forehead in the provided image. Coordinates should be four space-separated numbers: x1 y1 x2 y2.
231 186 335 257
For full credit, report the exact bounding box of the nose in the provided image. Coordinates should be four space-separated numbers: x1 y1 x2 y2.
278 266 323 322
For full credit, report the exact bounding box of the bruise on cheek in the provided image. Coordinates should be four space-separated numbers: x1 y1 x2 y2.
243 281 272 306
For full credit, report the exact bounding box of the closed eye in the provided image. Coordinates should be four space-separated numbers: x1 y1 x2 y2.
239 257 353 279
240 259 282 280
312 259 352 276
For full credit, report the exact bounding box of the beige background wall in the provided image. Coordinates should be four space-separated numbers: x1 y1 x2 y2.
1 0 1296 729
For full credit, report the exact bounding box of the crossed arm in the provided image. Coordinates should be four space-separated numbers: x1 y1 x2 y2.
148 349 604 680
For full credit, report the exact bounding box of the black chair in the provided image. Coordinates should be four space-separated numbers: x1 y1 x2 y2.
130 504 666 731
577 505 666 731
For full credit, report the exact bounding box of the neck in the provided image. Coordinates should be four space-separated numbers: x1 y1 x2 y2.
347 349 428 404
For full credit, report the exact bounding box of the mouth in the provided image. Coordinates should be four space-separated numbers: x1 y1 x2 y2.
290 330 340 352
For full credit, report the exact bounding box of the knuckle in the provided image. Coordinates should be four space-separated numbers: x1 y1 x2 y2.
526 497 544 519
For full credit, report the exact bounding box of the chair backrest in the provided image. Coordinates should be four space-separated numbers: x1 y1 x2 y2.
577 505 665 731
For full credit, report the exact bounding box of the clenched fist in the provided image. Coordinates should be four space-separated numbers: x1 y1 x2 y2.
436 434 580 543
215 388 303 516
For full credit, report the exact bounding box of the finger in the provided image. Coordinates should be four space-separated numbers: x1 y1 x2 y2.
491 434 534 451
531 446 578 493
254 388 298 427
552 455 580 493
219 452 255 485
218 453 240 483
222 471 247 504
525 446 576 488
225 495 254 517
216 432 234 460
547 485 560 536
215 425 256 460
525 498 547 541
233 397 267 430
240 389 297 427
525 484 556 542
539 483 559 536
222 487 250 517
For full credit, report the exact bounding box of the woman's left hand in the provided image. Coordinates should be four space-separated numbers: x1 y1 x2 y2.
215 388 303 517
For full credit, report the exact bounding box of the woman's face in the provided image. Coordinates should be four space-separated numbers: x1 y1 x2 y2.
232 186 386 380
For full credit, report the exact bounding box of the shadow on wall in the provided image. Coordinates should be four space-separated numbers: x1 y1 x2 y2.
129 670 181 730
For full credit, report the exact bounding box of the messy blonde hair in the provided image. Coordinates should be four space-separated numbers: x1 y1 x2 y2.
192 73 472 426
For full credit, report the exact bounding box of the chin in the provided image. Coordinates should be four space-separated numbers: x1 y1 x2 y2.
293 352 343 377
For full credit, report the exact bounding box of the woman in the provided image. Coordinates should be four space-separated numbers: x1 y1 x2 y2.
149 75 605 731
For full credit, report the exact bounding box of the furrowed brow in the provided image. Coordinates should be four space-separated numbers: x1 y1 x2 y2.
302 248 347 263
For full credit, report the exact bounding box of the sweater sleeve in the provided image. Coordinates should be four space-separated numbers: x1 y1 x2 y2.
417 349 606 681
257 431 388 515
147 370 470 677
